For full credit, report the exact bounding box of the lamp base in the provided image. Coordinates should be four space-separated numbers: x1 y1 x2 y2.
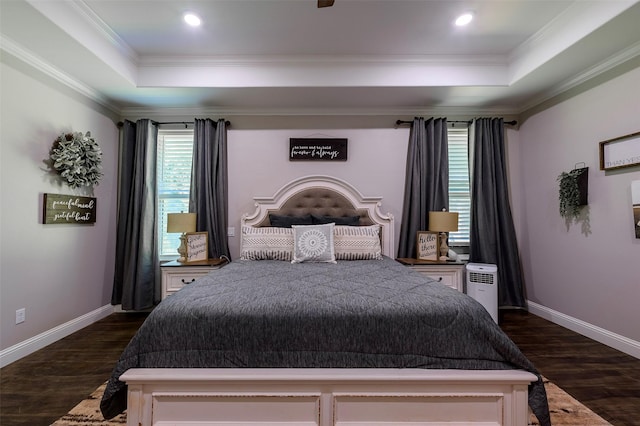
439 232 449 261
176 233 188 262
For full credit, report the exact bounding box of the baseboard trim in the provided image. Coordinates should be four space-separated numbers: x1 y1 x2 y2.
0 304 114 368
528 301 640 359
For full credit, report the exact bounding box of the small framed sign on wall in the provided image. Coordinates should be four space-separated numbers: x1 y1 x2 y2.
43 193 97 224
599 131 640 171
289 138 348 161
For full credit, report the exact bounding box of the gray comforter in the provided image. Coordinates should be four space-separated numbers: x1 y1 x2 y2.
101 257 550 425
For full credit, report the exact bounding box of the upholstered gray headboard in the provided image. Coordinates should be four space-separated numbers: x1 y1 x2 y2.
253 187 375 227
241 175 394 256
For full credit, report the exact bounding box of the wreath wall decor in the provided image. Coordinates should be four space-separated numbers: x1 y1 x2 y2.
49 131 103 189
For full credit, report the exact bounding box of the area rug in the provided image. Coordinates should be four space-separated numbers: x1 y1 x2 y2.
51 377 611 425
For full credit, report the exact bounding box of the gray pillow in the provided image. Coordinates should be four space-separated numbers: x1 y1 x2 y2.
291 223 336 264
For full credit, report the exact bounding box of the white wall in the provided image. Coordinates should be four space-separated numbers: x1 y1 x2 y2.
227 129 410 259
515 66 640 342
0 59 119 352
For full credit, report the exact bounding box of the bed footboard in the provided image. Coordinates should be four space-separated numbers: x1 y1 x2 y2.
121 368 537 426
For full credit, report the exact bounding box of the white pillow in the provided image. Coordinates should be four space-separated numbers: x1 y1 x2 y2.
334 225 382 260
291 223 336 264
240 226 293 261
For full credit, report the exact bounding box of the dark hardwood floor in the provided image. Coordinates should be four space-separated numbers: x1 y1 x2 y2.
1 310 639 425
499 310 640 425
0 313 148 426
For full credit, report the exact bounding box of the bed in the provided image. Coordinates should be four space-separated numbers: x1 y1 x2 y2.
101 175 550 426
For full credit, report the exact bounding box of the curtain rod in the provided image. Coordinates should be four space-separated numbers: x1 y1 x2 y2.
395 119 517 127
117 120 231 128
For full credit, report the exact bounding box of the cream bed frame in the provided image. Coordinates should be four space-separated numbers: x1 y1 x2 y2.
120 175 537 426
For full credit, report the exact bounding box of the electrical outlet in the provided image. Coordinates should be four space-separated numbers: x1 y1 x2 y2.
16 308 25 324
228 227 235 237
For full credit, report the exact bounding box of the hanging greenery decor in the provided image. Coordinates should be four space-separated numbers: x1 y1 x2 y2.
557 167 588 220
49 131 103 189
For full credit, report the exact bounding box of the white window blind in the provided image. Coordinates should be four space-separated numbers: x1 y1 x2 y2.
157 130 194 258
448 127 470 245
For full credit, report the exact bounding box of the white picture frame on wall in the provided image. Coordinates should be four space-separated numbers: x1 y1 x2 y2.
599 131 640 171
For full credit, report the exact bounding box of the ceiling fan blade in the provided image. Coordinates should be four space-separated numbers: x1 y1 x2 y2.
318 0 335 8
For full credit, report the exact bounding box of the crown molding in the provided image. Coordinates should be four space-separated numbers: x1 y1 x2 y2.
137 58 508 89
1 35 120 114
25 0 138 85
508 0 637 84
71 0 139 64
138 53 507 67
518 40 640 114
119 105 518 120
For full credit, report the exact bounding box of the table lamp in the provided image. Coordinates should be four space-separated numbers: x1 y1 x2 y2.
428 210 459 261
167 212 196 262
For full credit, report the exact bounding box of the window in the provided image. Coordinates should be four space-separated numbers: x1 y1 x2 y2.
448 127 470 245
157 130 194 258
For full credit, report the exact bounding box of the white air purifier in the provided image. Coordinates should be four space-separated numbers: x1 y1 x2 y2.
465 263 498 323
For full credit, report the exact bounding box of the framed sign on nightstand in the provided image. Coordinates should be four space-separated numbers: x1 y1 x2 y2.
416 231 439 261
185 232 208 262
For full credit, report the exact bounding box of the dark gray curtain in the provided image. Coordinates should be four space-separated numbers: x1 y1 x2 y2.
189 118 230 260
112 119 159 310
469 118 526 308
397 117 449 258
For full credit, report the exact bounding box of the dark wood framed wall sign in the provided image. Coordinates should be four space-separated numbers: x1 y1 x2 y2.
289 138 348 161
599 131 640 171
43 193 96 224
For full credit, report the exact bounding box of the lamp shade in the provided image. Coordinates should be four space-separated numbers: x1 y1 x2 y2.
167 212 196 233
428 211 459 232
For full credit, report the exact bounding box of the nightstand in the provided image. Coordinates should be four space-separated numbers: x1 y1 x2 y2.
161 258 227 299
396 258 465 293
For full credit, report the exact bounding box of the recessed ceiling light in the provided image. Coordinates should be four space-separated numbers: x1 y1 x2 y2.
455 12 474 27
184 13 201 27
